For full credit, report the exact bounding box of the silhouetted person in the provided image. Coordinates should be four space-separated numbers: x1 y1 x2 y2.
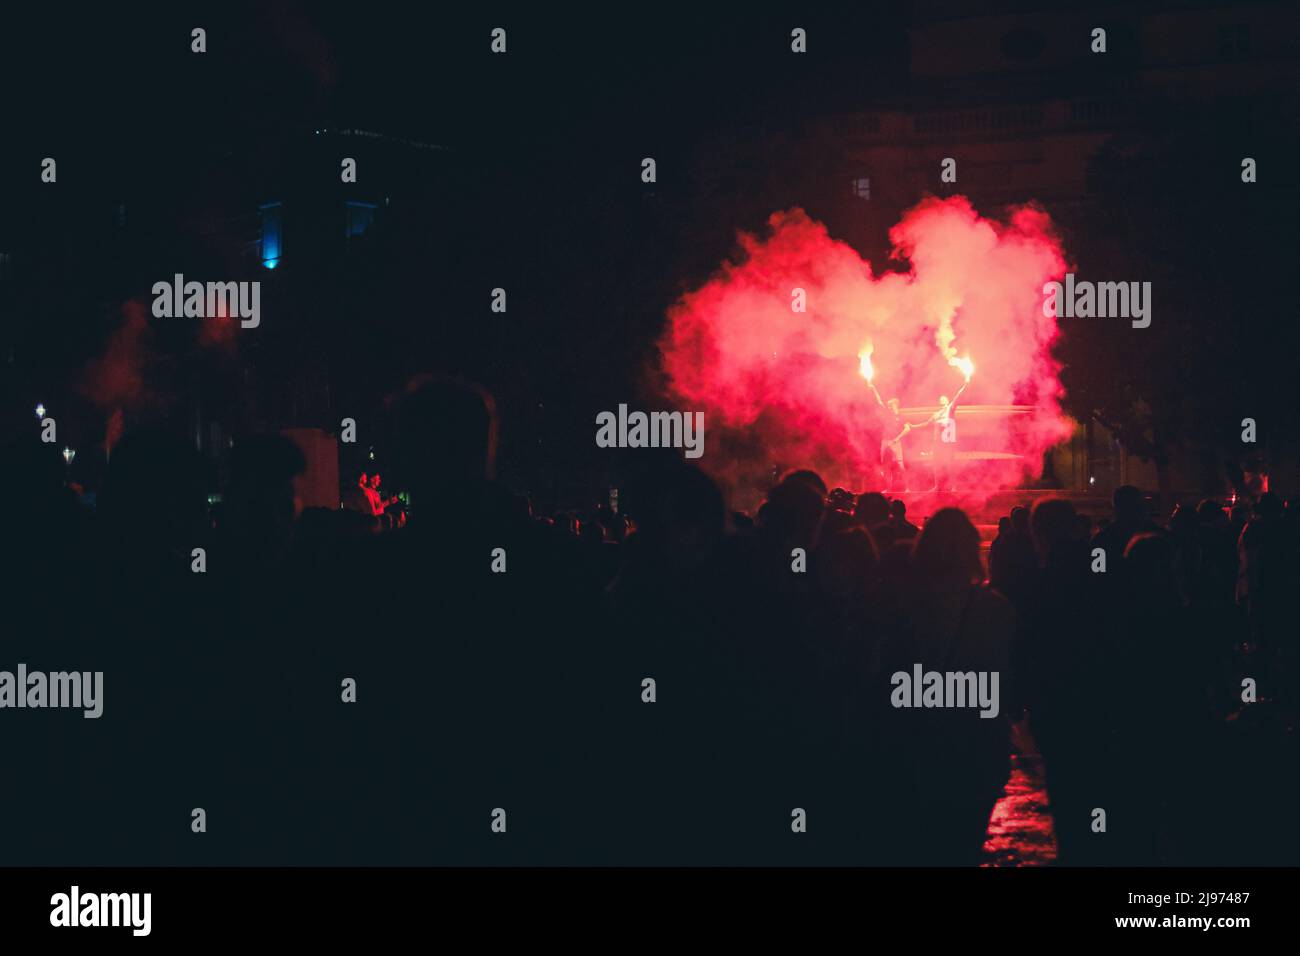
344 471 372 514
1023 497 1121 865
79 427 219 864
220 434 307 576
854 491 895 550
1116 532 1210 863
608 460 740 862
759 478 826 580
989 506 1037 617
925 379 969 492
889 498 919 541
1237 492 1297 665
867 386 912 491
1091 485 1159 569
881 508 1013 865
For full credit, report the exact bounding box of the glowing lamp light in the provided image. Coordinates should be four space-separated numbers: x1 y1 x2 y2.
262 258 280 270
35 403 46 419
858 347 875 384
62 447 75 465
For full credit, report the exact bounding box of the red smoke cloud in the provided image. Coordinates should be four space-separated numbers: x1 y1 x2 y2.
658 196 1073 507
78 296 242 456
80 299 153 412
79 299 153 457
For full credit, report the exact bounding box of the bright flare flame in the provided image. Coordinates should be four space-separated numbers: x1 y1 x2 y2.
858 347 875 384
949 354 975 381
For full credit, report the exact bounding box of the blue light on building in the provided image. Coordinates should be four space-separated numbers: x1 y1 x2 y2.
259 201 283 269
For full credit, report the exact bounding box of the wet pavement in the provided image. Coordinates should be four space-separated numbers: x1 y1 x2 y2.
982 753 1057 866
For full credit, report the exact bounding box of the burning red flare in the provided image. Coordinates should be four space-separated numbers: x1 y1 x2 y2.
858 347 875 384
658 196 1072 501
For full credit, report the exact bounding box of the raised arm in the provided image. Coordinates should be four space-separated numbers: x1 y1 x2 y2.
868 382 885 408
950 378 969 408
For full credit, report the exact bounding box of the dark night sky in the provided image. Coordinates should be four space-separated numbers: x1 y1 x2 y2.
0 5 910 487
1 2 1296 500
1 6 911 179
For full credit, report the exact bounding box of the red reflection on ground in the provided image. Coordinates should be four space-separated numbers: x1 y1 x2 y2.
982 753 1058 866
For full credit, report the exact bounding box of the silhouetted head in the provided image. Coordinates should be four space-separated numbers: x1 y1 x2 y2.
782 469 828 497
913 507 981 583
1009 505 1030 534
1031 497 1081 563
636 464 726 569
1112 484 1145 523
100 426 209 560
938 395 950 409
997 516 1011 535
890 498 907 519
853 491 890 528
886 398 900 414
391 375 498 509
827 487 854 512
761 478 825 548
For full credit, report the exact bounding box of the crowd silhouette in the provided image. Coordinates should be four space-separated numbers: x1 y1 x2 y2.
3 377 1298 866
